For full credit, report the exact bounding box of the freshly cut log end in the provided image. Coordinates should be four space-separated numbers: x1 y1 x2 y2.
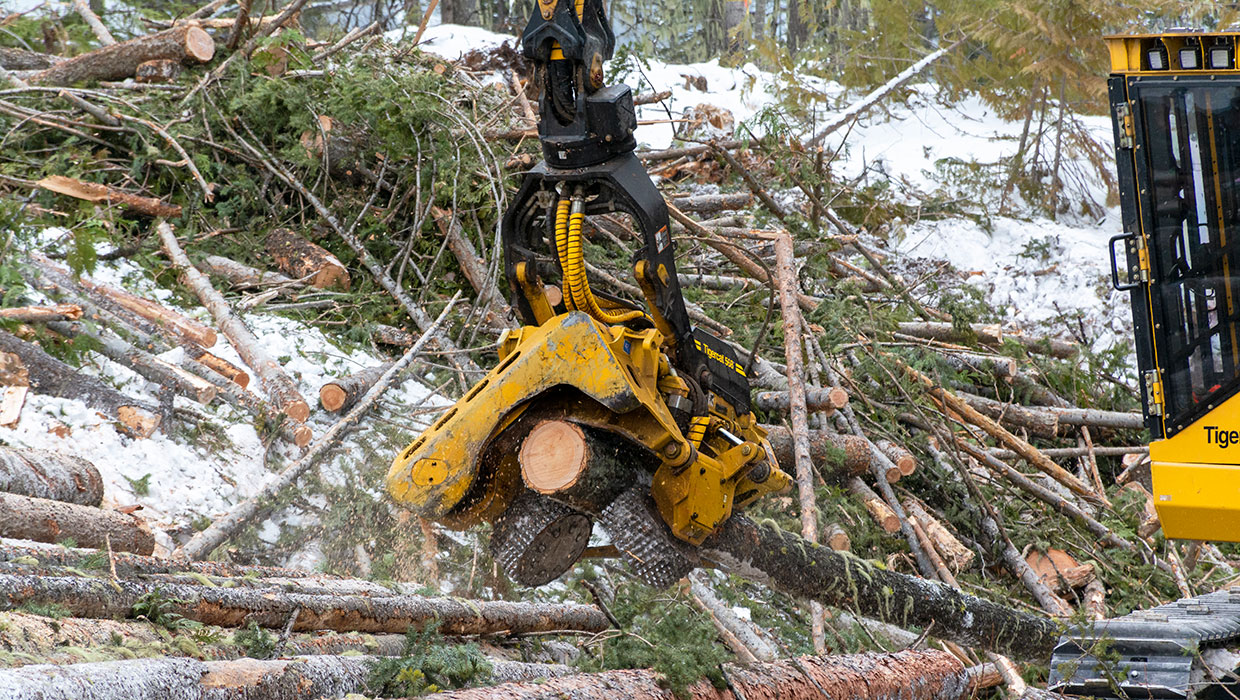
491 492 592 587
265 228 351 290
319 384 347 412
520 420 588 493
600 486 696 588
848 477 900 533
825 523 850 551
317 363 390 413
185 26 215 62
291 424 313 448
877 439 917 477
281 398 311 423
193 350 249 388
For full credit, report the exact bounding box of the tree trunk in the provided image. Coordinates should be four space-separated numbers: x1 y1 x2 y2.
895 322 1078 360
264 228 350 290
847 477 900 532
30 24 215 85
0 305 82 323
518 419 636 512
0 573 609 636
432 207 510 322
200 255 298 290
0 540 351 580
753 386 848 413
0 47 61 70
903 498 974 572
190 348 250 389
319 362 391 412
425 649 975 700
876 439 916 478
761 424 886 480
670 193 752 215
159 223 310 424
37 176 182 218
0 446 103 506
0 494 154 554
0 330 160 438
955 391 1059 439
701 516 1060 661
134 58 182 83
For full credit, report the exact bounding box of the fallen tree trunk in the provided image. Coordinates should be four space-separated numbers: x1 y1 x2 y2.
700 515 1060 660
847 476 900 532
753 387 849 413
433 207 510 320
0 494 154 554
896 321 1079 359
200 255 298 290
159 222 310 424
761 424 888 480
0 304 82 323
30 24 215 86
37 176 182 218
0 446 103 506
318 362 390 412
0 574 609 636
264 228 350 289
0 47 61 71
0 330 160 438
956 391 1059 439
0 654 574 699
670 192 753 215
518 419 635 512
426 649 973 700
134 58 181 83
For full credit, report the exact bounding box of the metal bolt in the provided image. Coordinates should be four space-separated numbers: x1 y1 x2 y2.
663 442 680 458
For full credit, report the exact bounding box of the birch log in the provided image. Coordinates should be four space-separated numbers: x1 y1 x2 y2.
158 222 310 423
0 330 160 438
0 574 609 636
30 24 215 85
0 494 154 554
0 447 103 506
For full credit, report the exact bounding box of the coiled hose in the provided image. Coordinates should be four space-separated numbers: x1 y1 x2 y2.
555 195 646 325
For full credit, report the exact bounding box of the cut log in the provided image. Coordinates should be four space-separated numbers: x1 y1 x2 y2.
0 305 83 323
264 228 350 290
426 649 973 700
37 176 182 218
159 223 309 423
200 255 298 290
701 515 1061 661
847 477 900 533
876 439 916 478
0 47 62 71
518 419 637 512
753 386 849 413
190 348 250 389
688 572 778 662
0 330 160 438
670 192 753 215
932 350 1017 380
0 655 574 699
895 321 1079 359
0 573 609 636
1082 578 1107 620
373 323 414 347
134 58 182 83
0 540 348 580
825 523 851 551
761 424 887 480
433 207 510 319
1025 549 1094 593
903 498 974 572
0 352 28 428
318 362 390 412
0 446 103 506
0 494 153 554
30 24 215 86
956 391 1059 439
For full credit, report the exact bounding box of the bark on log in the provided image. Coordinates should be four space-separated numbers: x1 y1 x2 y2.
134 58 182 83
201 255 298 290
318 362 390 412
0 330 160 438
761 424 878 480
30 24 215 86
0 47 61 71
957 391 1059 439
373 323 414 347
425 649 973 700
903 498 974 572
0 446 103 506
0 540 348 580
0 494 154 554
159 223 309 423
0 305 83 323
190 349 249 389
700 515 1061 660
825 523 850 551
688 572 778 662
895 322 1079 359
931 350 1017 380
72 0 116 45
876 439 916 478
433 207 509 319
0 573 609 636
847 477 900 533
753 387 848 413
0 654 574 699
670 193 753 215
264 228 350 290
37 176 182 218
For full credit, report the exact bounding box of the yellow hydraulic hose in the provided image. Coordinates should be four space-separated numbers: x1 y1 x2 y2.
554 198 575 311
555 195 645 325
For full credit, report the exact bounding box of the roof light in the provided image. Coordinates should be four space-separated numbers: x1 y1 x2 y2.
1180 46 1202 70
1148 46 1169 70
1210 44 1235 70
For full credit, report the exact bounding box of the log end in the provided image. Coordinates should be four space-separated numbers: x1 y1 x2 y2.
319 383 346 412
827 387 849 409
520 420 588 493
292 424 313 448
185 26 216 63
284 400 311 423
116 405 160 439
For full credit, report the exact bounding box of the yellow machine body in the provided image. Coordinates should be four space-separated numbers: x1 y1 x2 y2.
1107 30 1240 542
386 310 790 544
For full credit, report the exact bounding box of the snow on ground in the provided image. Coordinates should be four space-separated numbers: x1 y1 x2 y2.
6 233 446 558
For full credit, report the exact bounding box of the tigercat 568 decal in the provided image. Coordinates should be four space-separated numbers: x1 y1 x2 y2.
1204 426 1240 448
694 338 746 378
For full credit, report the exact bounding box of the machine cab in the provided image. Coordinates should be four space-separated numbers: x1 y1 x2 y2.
1107 31 1240 540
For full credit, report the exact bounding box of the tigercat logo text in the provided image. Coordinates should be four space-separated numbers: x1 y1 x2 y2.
694 339 746 378
1204 426 1240 448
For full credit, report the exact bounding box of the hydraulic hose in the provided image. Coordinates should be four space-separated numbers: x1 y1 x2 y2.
555 195 645 325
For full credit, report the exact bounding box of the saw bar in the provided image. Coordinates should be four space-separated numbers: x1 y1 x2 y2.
1049 587 1240 698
